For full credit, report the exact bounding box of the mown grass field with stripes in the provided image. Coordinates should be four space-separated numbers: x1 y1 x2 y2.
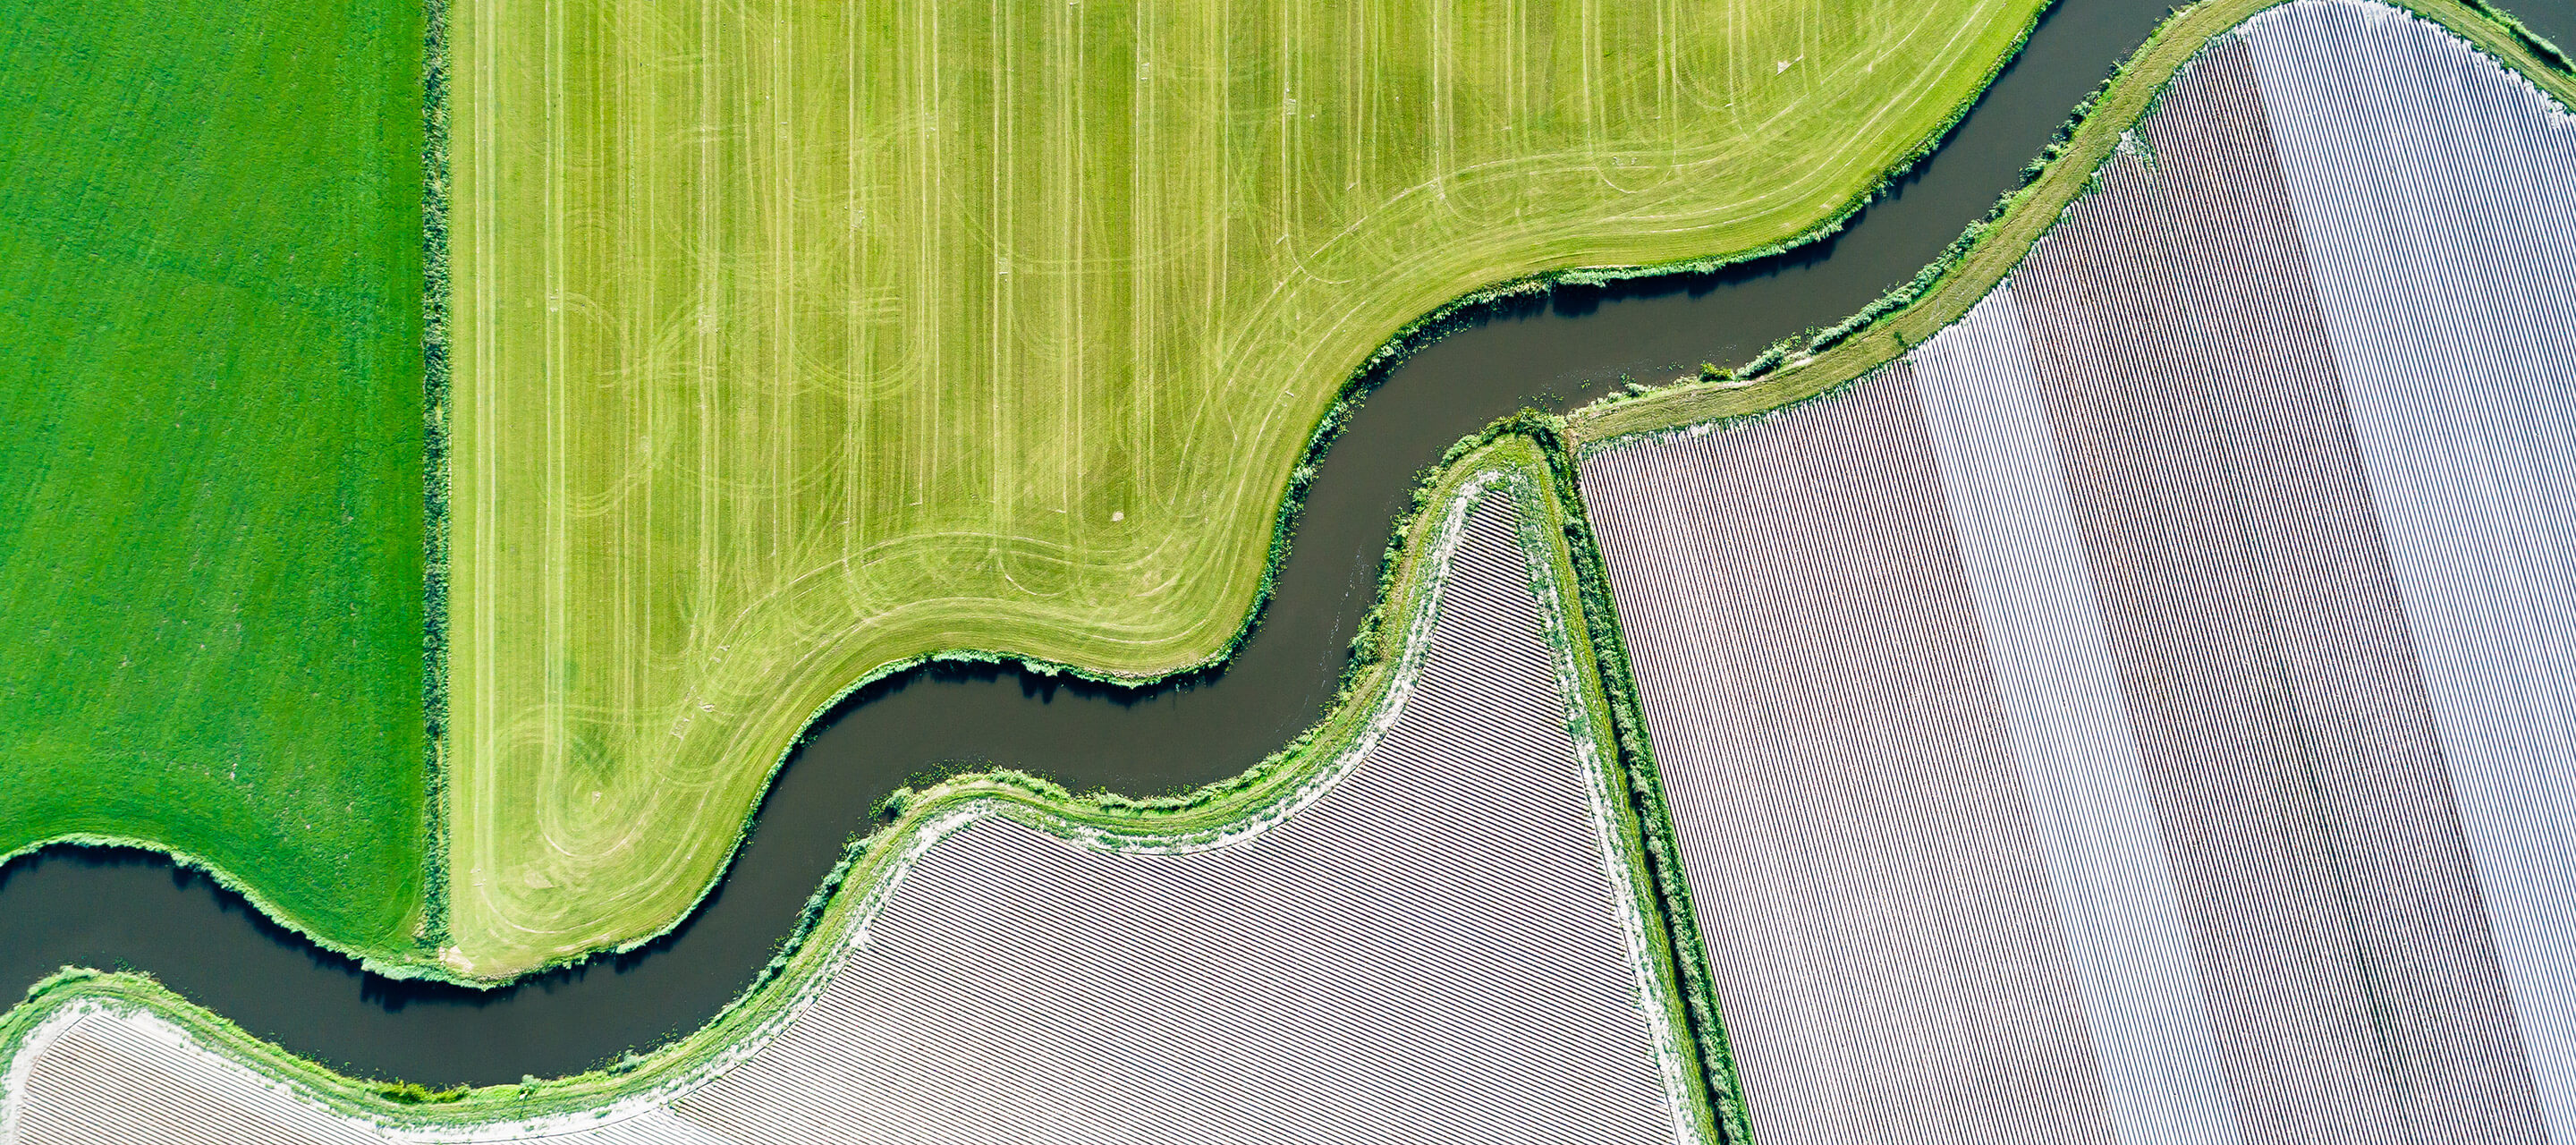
1580 3 2576 1140
13 0 2572 1132
4 436 1711 1145
447 0 2052 976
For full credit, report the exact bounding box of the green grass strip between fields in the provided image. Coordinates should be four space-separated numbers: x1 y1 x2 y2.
5 428 1721 1140
5 0 2572 1134
446 0 2057 975
1568 0 2576 447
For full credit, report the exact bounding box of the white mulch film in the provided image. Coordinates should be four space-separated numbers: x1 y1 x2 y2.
1580 2 2576 1144
2242 5 2576 1141
0 490 1699 1145
1905 285 2238 1145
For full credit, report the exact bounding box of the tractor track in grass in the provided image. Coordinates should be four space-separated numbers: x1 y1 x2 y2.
1 0 2568 1091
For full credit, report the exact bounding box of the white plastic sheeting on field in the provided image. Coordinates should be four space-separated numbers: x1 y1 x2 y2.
1582 3 2576 1143
2 490 1699 1145
1584 347 2140 1145
669 492 1693 1145
2248 6 2576 1141
1908 287 2240 1145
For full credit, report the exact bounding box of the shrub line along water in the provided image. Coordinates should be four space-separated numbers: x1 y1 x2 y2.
1 0 2568 1088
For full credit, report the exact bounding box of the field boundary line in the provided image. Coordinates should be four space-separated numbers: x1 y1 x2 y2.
436 0 2066 978
421 0 455 954
1563 4 2575 1141
1 428 1719 1140
1567 0 2576 447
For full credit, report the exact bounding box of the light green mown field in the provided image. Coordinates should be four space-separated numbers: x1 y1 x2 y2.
0 3 426 954
453 0 2045 975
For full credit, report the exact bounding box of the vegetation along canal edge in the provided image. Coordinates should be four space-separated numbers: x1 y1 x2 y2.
1 0 2568 1122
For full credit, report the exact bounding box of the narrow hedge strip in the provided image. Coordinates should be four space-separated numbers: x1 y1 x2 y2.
1568 0 2576 448
4 431 1695 1139
420 0 454 954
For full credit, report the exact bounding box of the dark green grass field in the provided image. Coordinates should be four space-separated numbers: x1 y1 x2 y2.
0 1 426 954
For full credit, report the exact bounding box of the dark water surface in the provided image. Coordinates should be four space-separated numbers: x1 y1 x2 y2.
5 0 2568 1087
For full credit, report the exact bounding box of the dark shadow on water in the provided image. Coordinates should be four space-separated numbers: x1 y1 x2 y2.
14 0 2561 1086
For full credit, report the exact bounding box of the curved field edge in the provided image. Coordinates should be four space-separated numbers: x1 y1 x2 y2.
1 429 1724 1140
1564 0 2572 1137
0 0 435 969
0 0 2053 984
0 0 455 980
440 0 2063 978
1567 0 2576 448
0 836 414 979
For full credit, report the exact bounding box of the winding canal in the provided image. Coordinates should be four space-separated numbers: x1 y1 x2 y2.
3 0 2567 1087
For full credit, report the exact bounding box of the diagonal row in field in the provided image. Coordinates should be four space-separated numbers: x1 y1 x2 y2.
449 0 2047 974
4 474 1707 1145
1581 4 2576 1141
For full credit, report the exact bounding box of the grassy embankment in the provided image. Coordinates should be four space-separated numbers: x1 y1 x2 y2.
5 429 1718 1140
1569 0 2575 447
6 0 2564 1133
449 0 2054 978
1566 0 2572 1137
0 1 429 958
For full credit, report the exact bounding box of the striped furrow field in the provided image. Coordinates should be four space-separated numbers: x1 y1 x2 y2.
1579 2 2576 1143
1 486 1701 1145
448 0 2051 976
